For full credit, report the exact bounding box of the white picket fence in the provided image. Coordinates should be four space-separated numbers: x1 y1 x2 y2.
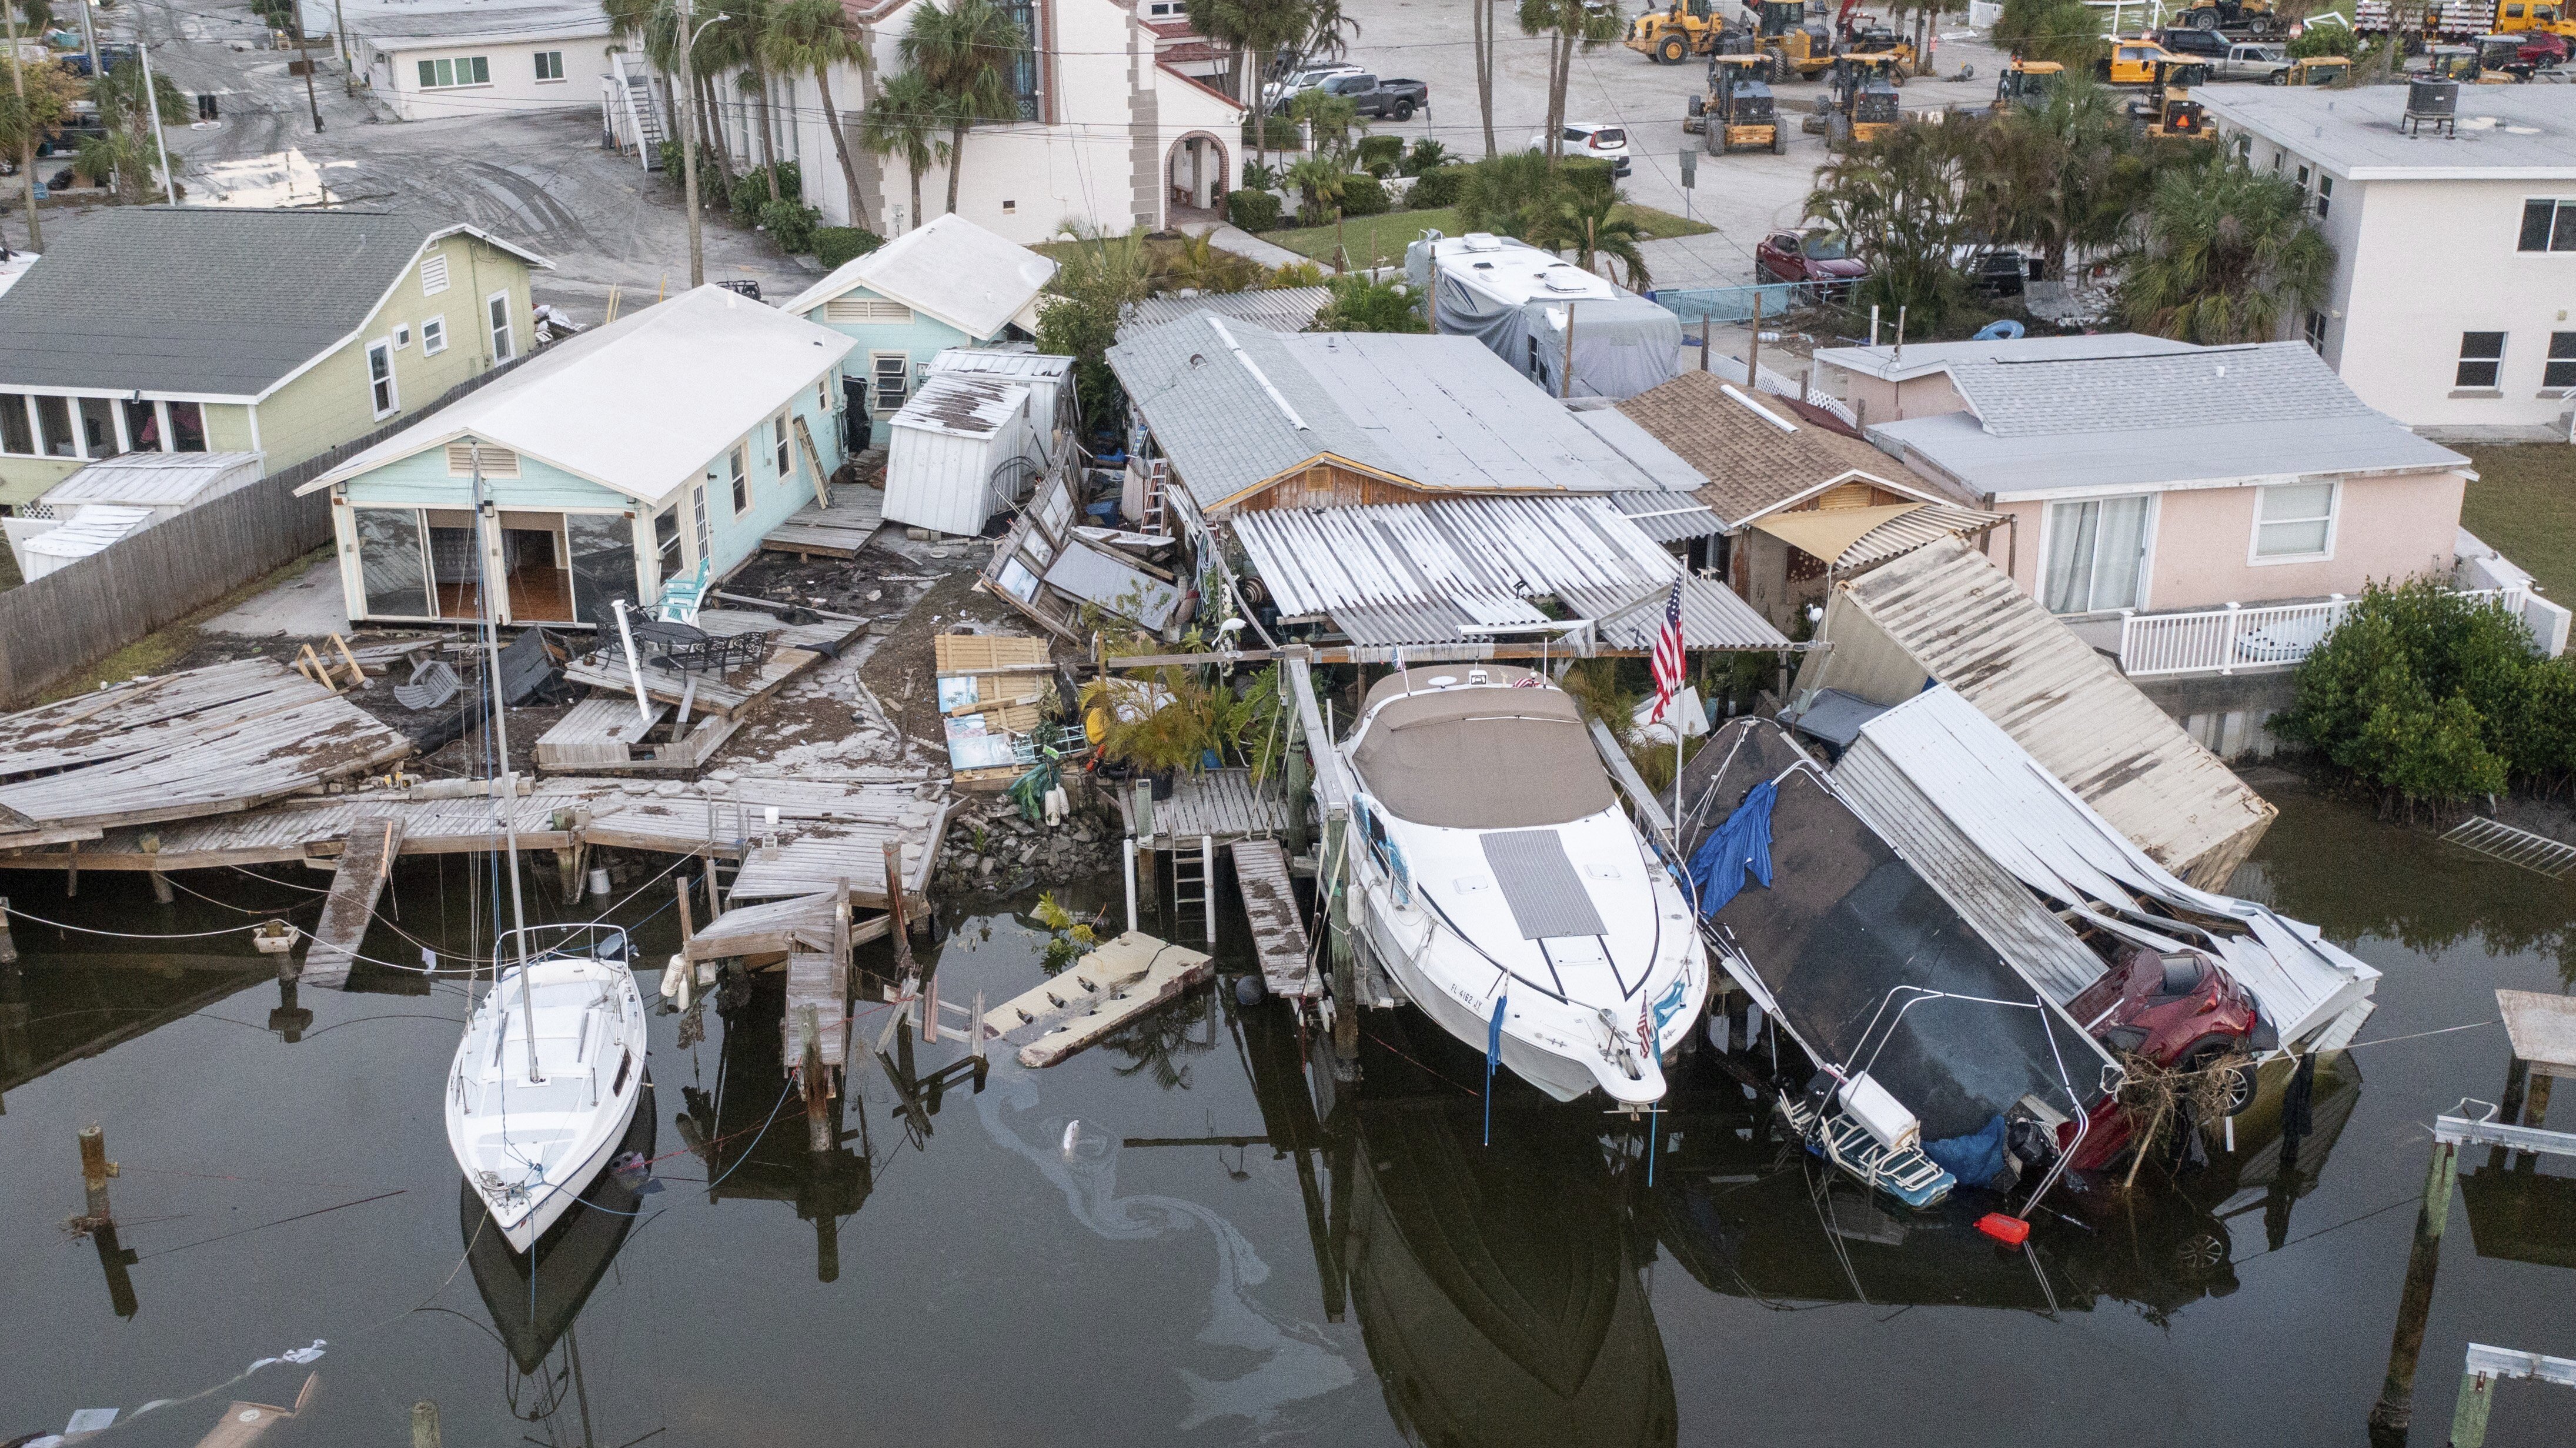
2118 588 2526 678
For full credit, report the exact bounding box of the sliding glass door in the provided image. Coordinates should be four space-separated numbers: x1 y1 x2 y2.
2042 495 2153 615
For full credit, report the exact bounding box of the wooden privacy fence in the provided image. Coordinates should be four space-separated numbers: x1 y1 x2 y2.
0 361 524 709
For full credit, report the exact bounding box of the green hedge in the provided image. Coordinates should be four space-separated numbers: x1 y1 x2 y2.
1227 188 1282 232
760 199 820 255
1406 165 1462 209
1340 173 1389 217
814 227 883 268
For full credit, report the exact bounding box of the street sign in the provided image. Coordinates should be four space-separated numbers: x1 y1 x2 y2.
1679 148 1698 189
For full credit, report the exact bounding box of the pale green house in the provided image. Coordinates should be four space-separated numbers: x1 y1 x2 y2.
0 207 549 511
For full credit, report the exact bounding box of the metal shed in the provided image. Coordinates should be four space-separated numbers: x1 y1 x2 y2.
882 374 1037 537
926 348 1076 462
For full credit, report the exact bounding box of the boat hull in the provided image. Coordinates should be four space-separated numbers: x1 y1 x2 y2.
447 957 650 1256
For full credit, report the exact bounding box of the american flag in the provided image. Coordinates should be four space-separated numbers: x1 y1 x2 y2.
1648 577 1686 722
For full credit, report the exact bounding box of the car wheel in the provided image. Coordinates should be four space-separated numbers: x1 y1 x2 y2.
1659 35 1686 62
2174 1229 2229 1277
1771 127 1787 154
2268 68 2286 83
1394 99 1415 121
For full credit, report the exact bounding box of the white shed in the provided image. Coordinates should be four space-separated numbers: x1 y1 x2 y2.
16 506 155 580
926 349 1077 462
883 375 1037 537
41 451 266 519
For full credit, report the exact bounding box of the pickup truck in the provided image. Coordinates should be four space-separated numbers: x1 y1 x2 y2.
2211 41 2290 81
1275 71 1428 121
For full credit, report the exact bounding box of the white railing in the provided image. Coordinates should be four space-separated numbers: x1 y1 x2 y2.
2118 588 2526 678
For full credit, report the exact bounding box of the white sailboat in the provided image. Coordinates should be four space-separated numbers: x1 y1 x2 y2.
1337 666 1708 1106
443 446 650 1255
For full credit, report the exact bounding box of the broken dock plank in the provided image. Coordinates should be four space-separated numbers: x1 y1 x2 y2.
686 889 891 962
299 817 405 988
760 485 886 560
1231 839 1315 1000
987 930 1212 1069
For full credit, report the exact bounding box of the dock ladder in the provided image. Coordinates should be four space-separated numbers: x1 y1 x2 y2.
2440 816 2576 879
1170 833 1216 944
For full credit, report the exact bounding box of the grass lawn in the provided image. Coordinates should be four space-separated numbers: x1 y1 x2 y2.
29 547 332 706
1260 203 1712 271
2460 445 2576 602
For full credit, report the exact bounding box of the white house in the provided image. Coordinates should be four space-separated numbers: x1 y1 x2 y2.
2198 84 2576 442
683 0 1245 246
340 0 616 123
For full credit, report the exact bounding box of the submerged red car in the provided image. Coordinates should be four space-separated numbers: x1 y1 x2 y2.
2060 943 2271 1169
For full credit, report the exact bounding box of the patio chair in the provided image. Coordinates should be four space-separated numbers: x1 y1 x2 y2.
654 557 711 626
392 658 462 711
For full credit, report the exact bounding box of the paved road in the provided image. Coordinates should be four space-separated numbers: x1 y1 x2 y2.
15 0 814 322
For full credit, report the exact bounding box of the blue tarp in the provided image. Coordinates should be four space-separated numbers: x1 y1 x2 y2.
1690 779 1776 915
1922 1115 2010 1189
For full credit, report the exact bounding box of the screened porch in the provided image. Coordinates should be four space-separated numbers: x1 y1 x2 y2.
351 506 643 627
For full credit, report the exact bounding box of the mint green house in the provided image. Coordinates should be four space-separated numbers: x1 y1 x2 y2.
303 285 854 628
0 208 546 511
780 214 1056 446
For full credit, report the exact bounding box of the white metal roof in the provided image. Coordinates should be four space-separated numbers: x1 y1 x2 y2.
2199 84 2576 181
306 285 854 502
1230 495 1787 650
891 374 1029 439
1421 233 1628 306
927 347 1073 382
24 506 154 560
42 451 265 508
1843 687 2380 1050
781 215 1057 340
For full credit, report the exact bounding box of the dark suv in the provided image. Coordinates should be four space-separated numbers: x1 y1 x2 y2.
2156 26 2231 59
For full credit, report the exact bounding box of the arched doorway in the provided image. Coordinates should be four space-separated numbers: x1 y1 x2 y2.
1165 132 1230 224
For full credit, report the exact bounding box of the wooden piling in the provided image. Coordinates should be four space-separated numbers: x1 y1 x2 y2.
674 876 694 946
1285 747 1311 856
2368 1137 2461 1434
0 895 15 966
143 835 173 905
411 1400 442 1448
1324 813 1356 1062
2525 1073 2555 1130
78 1123 114 1222
553 808 580 903
881 840 913 979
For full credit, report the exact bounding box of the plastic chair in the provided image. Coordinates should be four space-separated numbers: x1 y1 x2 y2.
653 557 711 626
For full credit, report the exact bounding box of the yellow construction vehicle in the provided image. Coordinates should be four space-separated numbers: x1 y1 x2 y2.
2284 54 2352 84
2492 0 2576 39
1691 55 1790 151
2170 0 2283 36
1992 56 2063 108
2099 36 2186 85
1838 21 1917 78
1825 54 1903 147
1752 0 1839 79
1627 0 1722 64
2132 59 2213 138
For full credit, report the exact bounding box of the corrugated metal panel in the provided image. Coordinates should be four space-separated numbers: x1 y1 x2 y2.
1832 502 2002 571
1120 288 1331 337
1823 535 2274 888
1233 496 1788 650
43 452 266 508
1609 491 1726 543
883 381 1030 536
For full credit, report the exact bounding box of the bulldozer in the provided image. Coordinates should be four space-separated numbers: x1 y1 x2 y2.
1690 55 1790 151
2170 0 2281 35
1838 21 1917 76
1824 53 1903 147
1627 0 1723 64
1991 56 2063 109
2131 59 2213 138
1752 0 1839 79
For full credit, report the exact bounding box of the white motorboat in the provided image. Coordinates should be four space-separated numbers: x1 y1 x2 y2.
1337 666 1708 1106
447 925 649 1254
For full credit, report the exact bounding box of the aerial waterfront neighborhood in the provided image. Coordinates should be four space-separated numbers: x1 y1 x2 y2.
4 0 2576 1439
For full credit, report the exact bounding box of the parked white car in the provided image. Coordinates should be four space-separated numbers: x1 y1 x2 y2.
1528 122 1632 176
2213 42 2291 82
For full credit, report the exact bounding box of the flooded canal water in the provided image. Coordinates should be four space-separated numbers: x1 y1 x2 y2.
2 778 2569 1446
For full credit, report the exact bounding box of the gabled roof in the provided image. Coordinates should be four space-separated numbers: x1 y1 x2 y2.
780 214 1057 338
1813 332 2196 384
305 285 854 502
1109 312 1698 511
1944 341 2370 437
0 208 549 399
1615 371 1954 528
1120 286 1331 339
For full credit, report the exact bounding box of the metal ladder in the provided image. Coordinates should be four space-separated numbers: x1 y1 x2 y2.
2441 816 2576 879
1140 457 1171 536
1169 833 1216 944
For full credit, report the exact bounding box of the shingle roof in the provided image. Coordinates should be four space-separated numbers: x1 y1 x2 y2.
0 208 546 398
1614 370 1949 527
1813 332 2196 383
1943 341 2374 439
1108 312 1697 509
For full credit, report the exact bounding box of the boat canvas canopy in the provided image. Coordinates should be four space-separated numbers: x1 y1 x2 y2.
1352 682 1613 829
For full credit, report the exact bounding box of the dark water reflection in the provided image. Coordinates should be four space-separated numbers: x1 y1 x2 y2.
0 778 2570 1446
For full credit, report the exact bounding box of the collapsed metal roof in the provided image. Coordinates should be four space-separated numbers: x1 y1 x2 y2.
1230 495 1786 650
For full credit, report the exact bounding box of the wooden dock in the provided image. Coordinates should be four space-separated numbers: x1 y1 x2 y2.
781 883 854 1071
1117 767 1291 848
0 659 415 851
984 930 1213 1069
299 816 405 988
1230 839 1316 1000
559 609 866 723
762 485 886 560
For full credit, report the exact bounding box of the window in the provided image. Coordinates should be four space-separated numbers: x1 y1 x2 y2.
2548 332 2576 391
773 413 793 478
534 50 564 81
420 252 450 296
167 401 205 452
727 445 749 516
2456 331 2505 389
487 292 514 362
997 0 1038 118
2294 164 2308 189
2519 199 2576 252
2314 175 2331 219
690 483 711 558
0 394 31 456
34 395 74 458
393 322 412 349
122 398 161 452
422 315 447 355
79 397 118 458
653 504 683 581
417 55 492 88
355 509 433 618
871 352 909 412
2042 495 2152 614
2253 481 2336 560
367 339 399 417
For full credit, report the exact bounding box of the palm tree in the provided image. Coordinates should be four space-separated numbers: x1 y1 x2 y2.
1284 152 1344 232
1159 231 1259 293
1453 151 1555 238
898 0 1027 215
1805 119 1976 329
1184 0 1306 114
1530 167 1649 288
2119 155 2332 344
1516 0 1623 165
857 69 947 232
761 0 870 228
1966 78 2137 279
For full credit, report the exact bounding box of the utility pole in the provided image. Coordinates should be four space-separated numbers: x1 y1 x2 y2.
138 35 176 205
3 0 41 250
677 0 703 287
293 2 324 132
334 0 355 95
76 0 101 89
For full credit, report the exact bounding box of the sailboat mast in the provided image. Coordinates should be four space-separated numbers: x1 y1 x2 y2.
471 445 543 1083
